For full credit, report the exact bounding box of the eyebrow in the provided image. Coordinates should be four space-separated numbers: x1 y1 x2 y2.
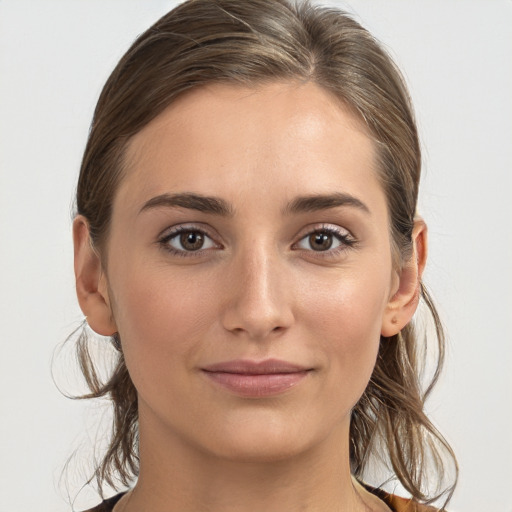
139 191 370 217
283 192 370 215
139 193 234 216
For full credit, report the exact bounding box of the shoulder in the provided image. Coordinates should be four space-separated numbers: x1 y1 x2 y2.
81 493 125 512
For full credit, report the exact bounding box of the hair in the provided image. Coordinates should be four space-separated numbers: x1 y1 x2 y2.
72 0 457 506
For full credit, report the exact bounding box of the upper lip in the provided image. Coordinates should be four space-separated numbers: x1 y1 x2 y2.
201 359 311 375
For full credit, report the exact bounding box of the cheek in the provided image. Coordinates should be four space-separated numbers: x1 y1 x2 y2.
109 266 218 385
113 262 212 330
299 266 390 401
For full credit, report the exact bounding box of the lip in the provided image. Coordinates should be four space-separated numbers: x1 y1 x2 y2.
201 359 312 398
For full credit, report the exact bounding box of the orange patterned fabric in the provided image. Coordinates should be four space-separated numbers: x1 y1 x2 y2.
386 493 440 511
369 486 441 512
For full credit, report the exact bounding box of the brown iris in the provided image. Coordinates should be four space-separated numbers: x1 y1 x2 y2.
180 231 205 251
309 232 333 251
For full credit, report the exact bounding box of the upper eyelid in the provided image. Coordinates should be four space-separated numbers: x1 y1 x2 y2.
158 223 217 240
293 223 353 240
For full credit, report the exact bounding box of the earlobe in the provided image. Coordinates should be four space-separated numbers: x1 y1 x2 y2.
73 216 117 336
381 219 428 337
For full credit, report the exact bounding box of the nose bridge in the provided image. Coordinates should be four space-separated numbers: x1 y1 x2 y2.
221 236 293 339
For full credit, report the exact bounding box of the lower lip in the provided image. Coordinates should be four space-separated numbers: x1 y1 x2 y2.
202 371 309 397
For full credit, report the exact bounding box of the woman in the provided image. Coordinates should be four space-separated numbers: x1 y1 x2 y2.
71 0 457 510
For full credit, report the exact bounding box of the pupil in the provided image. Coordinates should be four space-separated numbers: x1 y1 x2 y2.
310 232 332 251
181 231 204 251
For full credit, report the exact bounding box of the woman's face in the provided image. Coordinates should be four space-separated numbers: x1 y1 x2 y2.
99 82 402 461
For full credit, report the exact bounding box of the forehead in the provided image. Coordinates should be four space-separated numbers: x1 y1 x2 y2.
117 81 381 214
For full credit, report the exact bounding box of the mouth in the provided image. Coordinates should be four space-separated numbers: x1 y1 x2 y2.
201 359 313 398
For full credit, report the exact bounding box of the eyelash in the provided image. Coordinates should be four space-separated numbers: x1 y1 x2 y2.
158 224 357 258
158 225 221 257
293 225 357 256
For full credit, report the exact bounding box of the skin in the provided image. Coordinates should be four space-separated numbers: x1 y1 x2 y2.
74 82 427 512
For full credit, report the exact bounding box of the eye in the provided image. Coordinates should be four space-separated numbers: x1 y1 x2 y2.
295 226 355 252
160 227 218 254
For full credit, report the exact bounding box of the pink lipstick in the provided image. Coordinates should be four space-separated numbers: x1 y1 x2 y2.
201 359 311 397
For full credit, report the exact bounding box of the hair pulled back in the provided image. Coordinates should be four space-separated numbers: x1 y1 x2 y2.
74 0 457 506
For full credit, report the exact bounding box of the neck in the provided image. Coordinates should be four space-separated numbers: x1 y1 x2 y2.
123 411 372 512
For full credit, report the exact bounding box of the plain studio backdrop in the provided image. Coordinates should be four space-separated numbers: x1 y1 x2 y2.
0 1 511 511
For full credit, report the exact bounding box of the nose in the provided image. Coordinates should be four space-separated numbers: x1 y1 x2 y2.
220 242 294 341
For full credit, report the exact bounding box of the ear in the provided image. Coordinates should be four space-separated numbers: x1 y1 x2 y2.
73 215 117 336
381 219 428 337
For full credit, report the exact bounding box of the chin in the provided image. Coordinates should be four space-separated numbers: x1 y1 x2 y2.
196 411 336 464
210 436 312 464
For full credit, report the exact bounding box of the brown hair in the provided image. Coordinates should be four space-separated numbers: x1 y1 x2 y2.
73 0 457 506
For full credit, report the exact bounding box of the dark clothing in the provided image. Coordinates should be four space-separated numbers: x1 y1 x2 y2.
83 488 440 511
